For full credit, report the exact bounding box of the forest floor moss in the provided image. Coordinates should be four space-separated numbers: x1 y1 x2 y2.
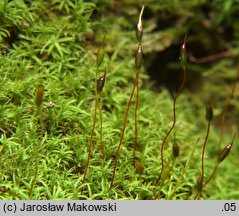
0 0 238 200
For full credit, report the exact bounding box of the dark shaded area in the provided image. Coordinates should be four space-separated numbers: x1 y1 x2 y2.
146 45 183 94
141 1 238 96
145 30 233 95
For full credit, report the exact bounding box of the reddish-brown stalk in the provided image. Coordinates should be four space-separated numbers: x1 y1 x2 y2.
110 6 144 189
29 84 44 199
29 139 41 199
96 37 106 159
156 134 180 198
194 102 213 200
98 99 104 156
81 94 99 194
133 6 144 168
219 67 239 148
157 34 187 184
110 76 137 189
189 50 233 63
81 42 106 194
169 138 200 199
81 72 106 194
133 70 140 167
98 69 106 157
200 121 211 186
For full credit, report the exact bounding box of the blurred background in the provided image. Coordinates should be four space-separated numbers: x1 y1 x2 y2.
93 0 239 134
0 0 238 199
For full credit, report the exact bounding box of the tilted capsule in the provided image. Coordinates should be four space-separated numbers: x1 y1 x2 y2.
179 34 187 71
172 139 180 158
97 71 106 93
196 175 203 192
205 102 213 122
35 84 44 107
218 132 236 163
218 143 232 163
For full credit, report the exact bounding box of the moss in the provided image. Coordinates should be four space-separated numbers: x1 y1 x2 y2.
0 0 238 200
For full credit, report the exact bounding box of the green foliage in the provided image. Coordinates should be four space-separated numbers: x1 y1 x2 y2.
0 0 238 200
